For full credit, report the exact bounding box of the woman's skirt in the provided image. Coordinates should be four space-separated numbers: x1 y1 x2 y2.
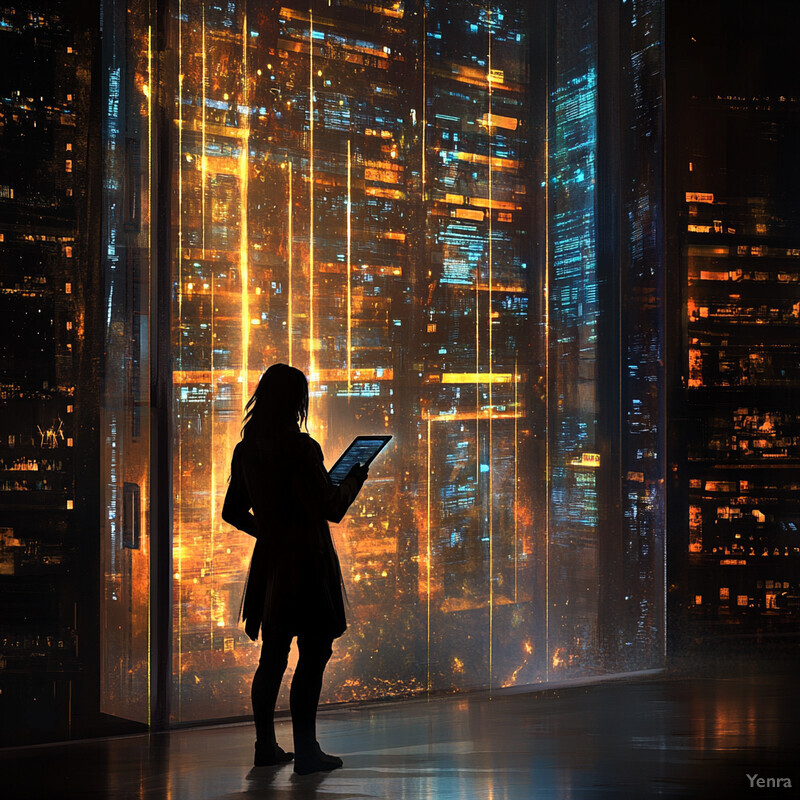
241 535 346 640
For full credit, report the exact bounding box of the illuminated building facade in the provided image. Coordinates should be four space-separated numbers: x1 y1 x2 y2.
666 2 800 637
609 0 665 667
669 76 800 631
547 0 664 672
0 2 101 743
2 0 666 741
418 0 537 689
115 0 664 724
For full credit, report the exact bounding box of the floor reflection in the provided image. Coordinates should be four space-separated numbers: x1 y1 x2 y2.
4 653 799 799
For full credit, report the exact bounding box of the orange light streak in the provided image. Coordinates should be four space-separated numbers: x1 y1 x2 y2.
288 160 293 364
475 166 480 497
200 155 245 176
454 208 484 221
448 149 521 171
487 5 494 696
441 372 515 384
209 16 216 648
478 112 518 130
201 2 206 258
421 409 523 422
364 186 405 200
444 193 520 211
172 368 265 385
347 138 352 392
317 367 393 382
475 283 526 293
430 63 524 92
308 10 315 380
146 20 154 728
514 360 518 602
426 416 431 698
240 15 250 413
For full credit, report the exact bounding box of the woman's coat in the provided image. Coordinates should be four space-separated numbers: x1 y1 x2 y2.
222 427 365 641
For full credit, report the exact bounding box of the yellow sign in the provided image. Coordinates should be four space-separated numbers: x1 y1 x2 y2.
571 453 600 467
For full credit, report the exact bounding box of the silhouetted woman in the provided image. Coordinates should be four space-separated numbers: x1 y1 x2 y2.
222 363 368 774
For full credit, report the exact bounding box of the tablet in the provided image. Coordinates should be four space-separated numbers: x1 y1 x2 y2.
328 435 392 485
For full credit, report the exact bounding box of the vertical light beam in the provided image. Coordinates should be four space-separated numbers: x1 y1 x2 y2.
347 138 352 393
208 4 217 648
146 21 154 728
426 416 432 699
308 10 315 380
240 15 250 411
201 2 207 258
544 16 551 681
514 360 518 603
487 4 494 696
288 161 293 365
421 6 426 200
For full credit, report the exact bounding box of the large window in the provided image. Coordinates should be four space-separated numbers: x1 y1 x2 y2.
99 0 665 726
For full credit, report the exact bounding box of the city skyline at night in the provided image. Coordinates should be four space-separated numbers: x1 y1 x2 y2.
665 0 800 643
155 0 550 722
2 0 672 742
0 1 101 744
92 0 665 724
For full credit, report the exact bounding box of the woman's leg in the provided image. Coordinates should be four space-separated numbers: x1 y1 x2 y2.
290 632 340 774
252 629 292 762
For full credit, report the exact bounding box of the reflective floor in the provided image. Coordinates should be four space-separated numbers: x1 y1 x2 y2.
5 653 799 799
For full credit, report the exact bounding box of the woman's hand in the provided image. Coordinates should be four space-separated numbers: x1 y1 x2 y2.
346 463 369 483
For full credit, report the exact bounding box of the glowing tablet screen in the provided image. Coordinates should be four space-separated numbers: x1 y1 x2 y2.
328 435 392 485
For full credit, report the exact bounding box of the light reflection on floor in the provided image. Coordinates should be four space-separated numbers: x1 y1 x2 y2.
5 655 799 799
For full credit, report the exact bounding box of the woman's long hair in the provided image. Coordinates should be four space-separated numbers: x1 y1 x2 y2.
240 363 309 441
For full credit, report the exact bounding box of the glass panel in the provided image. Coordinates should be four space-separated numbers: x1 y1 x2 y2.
618 0 665 665
171 0 254 722
546 0 666 673
99 0 153 724
420 0 539 690
166 0 665 722
547 0 600 674
3 0 666 738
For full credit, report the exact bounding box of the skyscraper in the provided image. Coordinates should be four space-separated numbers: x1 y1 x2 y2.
667 0 800 637
0 0 101 744
546 0 664 673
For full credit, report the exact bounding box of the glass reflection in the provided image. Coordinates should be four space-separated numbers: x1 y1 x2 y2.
100 0 666 723
100 0 154 723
